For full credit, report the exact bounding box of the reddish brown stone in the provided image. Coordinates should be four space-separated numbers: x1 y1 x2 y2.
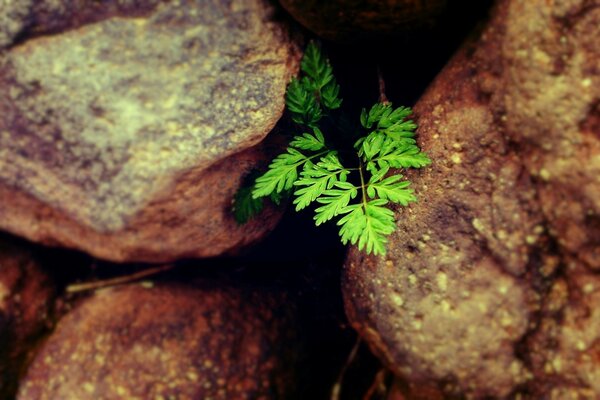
18 283 298 400
343 0 600 398
278 0 447 42
0 236 54 399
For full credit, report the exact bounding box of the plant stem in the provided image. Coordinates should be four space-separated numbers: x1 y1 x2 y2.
358 158 368 207
377 65 389 105
66 264 175 293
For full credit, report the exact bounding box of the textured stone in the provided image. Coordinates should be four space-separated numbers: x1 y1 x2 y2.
0 0 300 262
0 0 32 48
278 0 447 42
0 236 54 399
18 282 298 400
343 0 600 398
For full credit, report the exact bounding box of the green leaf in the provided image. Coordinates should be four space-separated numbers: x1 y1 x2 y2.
376 144 432 169
361 103 417 142
361 103 390 129
286 78 322 126
293 152 348 211
314 181 357 225
322 81 342 110
379 106 412 129
337 199 395 255
290 128 326 151
367 175 416 206
301 42 334 90
253 148 313 198
232 185 264 224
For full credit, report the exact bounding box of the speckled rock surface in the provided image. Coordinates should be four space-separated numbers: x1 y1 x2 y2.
343 0 600 398
0 236 54 399
0 0 300 262
0 0 32 48
18 282 298 400
278 0 447 42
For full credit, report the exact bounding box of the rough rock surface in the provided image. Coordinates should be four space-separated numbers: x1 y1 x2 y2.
0 236 54 399
343 0 600 398
0 0 32 48
0 0 300 262
18 282 298 400
278 0 447 42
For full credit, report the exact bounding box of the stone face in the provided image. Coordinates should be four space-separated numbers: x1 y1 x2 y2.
18 282 298 400
278 0 447 42
0 0 300 262
0 236 54 399
343 0 600 398
0 0 32 48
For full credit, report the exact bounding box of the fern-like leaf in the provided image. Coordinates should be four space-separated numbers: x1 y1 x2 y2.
253 148 316 198
314 181 357 225
301 42 334 91
322 81 342 110
289 128 326 151
337 199 396 256
375 144 431 169
232 186 264 224
293 152 348 211
286 78 322 126
367 174 416 206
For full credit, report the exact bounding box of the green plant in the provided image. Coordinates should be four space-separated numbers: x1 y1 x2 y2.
233 43 430 255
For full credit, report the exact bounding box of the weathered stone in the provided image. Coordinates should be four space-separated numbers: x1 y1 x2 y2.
0 236 54 399
0 0 300 262
278 0 447 42
18 282 298 399
0 0 32 48
343 0 600 398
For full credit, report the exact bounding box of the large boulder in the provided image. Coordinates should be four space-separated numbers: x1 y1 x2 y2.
0 0 300 262
18 282 298 399
278 0 447 42
0 236 54 399
343 0 600 398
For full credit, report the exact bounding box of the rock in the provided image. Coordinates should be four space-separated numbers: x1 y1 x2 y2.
0 0 32 48
0 0 300 262
18 282 298 399
278 0 447 42
343 0 600 398
0 236 54 399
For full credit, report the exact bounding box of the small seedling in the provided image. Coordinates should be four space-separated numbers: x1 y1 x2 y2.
233 43 430 255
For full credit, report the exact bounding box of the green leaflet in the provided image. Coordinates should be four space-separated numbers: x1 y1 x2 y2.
232 185 264 224
293 152 348 211
314 181 358 225
289 128 326 151
286 78 322 127
237 42 430 256
252 148 312 198
337 199 395 256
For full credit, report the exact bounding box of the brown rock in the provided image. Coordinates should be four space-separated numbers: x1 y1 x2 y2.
279 0 447 42
343 0 600 398
18 282 298 399
0 236 54 399
0 0 300 263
